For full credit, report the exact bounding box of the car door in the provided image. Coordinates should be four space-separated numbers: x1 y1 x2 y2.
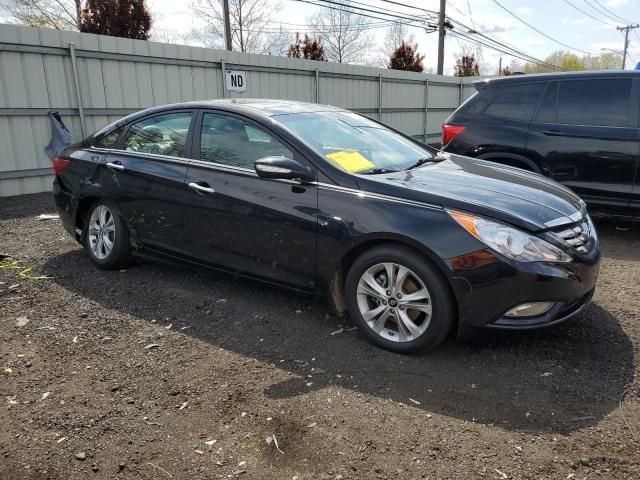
181 110 318 290
96 110 196 252
527 77 640 216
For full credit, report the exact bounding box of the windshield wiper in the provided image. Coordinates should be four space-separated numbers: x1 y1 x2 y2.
360 167 400 175
404 157 439 171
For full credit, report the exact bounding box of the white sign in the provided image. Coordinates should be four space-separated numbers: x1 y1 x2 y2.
225 70 247 92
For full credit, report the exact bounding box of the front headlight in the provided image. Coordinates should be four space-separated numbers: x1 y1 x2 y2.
448 210 572 263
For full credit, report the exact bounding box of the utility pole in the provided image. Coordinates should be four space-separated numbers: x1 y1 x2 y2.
617 24 639 69
437 0 446 75
498 57 502 75
223 0 232 51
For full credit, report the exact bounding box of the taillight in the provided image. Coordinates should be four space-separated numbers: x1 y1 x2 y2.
52 157 71 175
442 124 466 146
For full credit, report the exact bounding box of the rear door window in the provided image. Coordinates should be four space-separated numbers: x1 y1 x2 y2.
123 112 194 157
556 78 632 127
484 83 546 121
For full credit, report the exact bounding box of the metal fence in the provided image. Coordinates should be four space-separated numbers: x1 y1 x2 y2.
0 24 479 197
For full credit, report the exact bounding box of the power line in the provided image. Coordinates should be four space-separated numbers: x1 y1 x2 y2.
292 0 560 71
311 0 438 26
443 11 560 70
291 0 434 31
562 0 615 26
376 0 438 16
581 0 629 24
447 27 560 70
465 0 476 30
591 0 638 24
489 0 597 55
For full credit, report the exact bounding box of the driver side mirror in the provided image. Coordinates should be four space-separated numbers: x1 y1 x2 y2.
254 156 314 182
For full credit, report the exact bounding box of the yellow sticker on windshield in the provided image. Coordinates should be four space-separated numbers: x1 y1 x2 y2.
325 150 375 173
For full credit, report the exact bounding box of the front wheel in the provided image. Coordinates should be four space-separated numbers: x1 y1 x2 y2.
345 245 455 353
83 200 132 270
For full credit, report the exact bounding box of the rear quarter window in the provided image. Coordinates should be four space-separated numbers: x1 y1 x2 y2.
455 87 498 115
484 82 546 121
93 127 124 148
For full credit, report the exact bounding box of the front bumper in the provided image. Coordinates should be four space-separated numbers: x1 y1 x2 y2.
448 247 600 330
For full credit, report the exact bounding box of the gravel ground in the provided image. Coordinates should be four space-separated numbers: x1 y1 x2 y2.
1 192 639 480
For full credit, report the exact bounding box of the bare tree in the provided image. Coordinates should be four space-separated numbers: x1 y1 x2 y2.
3 0 81 29
383 22 415 55
191 0 289 54
307 1 373 63
371 22 416 67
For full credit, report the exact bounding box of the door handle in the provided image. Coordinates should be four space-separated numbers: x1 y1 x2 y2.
106 161 124 171
188 182 215 194
541 129 565 136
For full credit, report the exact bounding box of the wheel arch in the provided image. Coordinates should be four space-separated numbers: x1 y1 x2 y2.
329 234 458 321
74 196 126 240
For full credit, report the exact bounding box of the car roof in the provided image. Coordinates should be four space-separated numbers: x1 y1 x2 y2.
94 99 349 138
474 69 640 90
133 99 347 119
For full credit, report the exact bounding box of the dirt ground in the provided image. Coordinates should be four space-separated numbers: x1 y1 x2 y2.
1 193 639 480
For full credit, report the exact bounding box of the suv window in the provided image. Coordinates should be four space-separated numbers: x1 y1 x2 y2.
199 113 292 169
456 87 498 115
556 78 632 127
485 83 546 121
123 112 193 157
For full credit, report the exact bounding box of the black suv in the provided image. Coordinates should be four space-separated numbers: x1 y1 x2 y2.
442 71 640 219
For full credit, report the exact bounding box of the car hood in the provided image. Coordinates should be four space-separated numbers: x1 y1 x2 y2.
359 154 585 232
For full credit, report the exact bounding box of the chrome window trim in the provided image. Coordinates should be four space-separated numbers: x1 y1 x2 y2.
87 147 190 165
188 158 255 175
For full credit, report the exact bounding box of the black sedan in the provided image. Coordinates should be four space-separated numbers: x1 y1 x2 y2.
52 99 600 353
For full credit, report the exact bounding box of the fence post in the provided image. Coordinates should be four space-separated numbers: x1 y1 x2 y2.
220 59 227 98
378 73 383 120
458 77 463 106
315 68 319 103
423 78 429 143
68 42 86 137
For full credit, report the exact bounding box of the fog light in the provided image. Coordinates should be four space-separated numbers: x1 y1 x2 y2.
505 302 555 318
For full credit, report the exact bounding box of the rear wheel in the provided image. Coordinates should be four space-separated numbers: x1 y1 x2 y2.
345 245 455 353
83 201 132 270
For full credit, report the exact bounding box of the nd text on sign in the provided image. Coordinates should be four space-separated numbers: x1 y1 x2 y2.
225 70 247 92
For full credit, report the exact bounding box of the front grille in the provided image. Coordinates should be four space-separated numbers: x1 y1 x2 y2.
551 218 594 254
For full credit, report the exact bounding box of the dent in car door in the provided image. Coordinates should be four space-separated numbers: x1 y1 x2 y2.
182 111 318 289
97 110 196 251
526 78 640 215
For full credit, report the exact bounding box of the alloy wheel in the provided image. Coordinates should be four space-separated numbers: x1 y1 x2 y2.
88 205 116 260
356 262 433 342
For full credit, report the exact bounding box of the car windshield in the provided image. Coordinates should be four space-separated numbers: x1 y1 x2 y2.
274 111 434 174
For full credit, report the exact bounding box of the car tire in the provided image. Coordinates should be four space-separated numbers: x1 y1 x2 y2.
83 200 132 270
345 244 455 353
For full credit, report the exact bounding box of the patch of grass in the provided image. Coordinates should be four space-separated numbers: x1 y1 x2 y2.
0 260 52 280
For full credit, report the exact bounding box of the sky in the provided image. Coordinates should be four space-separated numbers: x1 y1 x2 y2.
2 0 640 75
144 0 640 74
